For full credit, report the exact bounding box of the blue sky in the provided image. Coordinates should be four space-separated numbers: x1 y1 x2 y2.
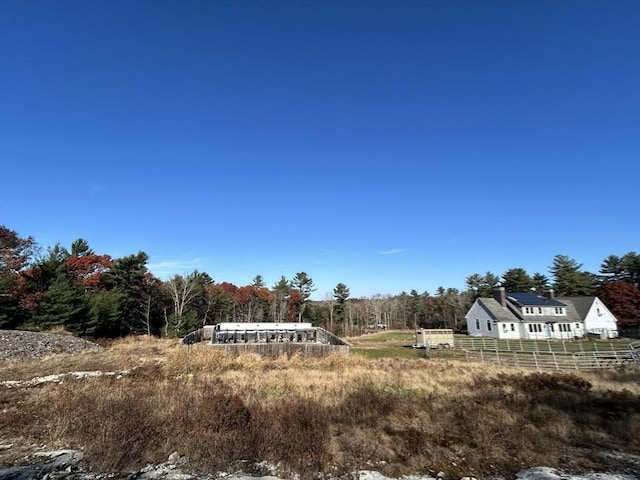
1 0 639 300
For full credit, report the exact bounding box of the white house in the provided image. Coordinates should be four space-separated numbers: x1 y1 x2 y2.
465 287 619 340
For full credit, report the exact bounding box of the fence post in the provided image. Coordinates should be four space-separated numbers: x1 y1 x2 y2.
480 350 484 362
496 347 500 365
519 339 523 352
547 340 552 353
533 352 539 370
551 352 559 370
562 341 567 354
573 354 579 370
513 351 518 367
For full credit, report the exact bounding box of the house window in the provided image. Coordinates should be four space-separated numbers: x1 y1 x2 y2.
487 320 492 331
476 319 480 330
538 307 542 314
524 307 533 314
528 324 542 333
510 324 515 331
575 323 580 329
555 307 564 315
550 324 555 332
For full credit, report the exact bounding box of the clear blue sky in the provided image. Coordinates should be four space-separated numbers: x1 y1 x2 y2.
1 0 639 300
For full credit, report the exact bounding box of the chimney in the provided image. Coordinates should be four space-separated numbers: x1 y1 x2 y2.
493 287 506 307
542 289 555 300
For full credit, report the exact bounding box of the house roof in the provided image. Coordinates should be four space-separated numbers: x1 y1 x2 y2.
475 296 583 323
477 298 516 322
557 297 596 319
506 292 566 307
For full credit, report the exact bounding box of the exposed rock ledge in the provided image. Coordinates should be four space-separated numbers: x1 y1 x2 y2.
0 448 637 480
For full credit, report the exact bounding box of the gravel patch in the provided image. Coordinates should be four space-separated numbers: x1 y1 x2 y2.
0 330 103 361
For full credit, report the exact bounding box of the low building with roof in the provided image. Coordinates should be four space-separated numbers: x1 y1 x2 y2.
182 322 350 358
465 287 619 340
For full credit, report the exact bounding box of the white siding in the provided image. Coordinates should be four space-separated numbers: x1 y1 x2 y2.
496 321 520 339
465 301 499 338
583 297 618 337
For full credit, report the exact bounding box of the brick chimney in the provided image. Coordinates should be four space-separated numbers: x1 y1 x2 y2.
542 289 555 300
493 287 506 307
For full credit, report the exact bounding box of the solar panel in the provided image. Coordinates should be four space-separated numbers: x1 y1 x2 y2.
507 292 566 307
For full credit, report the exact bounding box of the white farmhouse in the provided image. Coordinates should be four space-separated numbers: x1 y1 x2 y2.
465 287 619 340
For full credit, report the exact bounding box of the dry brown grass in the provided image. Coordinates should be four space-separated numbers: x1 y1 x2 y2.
1 337 639 479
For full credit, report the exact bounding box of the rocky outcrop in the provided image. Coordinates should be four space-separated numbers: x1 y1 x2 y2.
0 330 102 361
0 447 638 480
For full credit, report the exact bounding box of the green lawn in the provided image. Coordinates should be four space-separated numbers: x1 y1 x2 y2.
347 330 423 359
348 331 416 344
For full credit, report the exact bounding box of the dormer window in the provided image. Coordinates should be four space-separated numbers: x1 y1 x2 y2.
555 307 564 315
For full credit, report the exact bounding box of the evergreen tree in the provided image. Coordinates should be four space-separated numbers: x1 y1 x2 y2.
410 289 424 327
501 268 535 292
620 252 640 286
271 276 291 322
31 275 90 333
532 272 550 292
550 255 597 296
89 290 124 337
465 272 500 298
333 282 350 329
291 272 316 321
70 238 94 257
104 251 150 336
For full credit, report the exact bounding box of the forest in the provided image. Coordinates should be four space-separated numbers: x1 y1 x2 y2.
1 225 639 338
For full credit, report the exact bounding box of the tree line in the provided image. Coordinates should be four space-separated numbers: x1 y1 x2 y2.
1 225 638 338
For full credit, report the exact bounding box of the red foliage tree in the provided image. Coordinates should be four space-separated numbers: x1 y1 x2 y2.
12 271 45 309
286 290 303 322
217 282 239 296
233 286 254 306
66 254 112 291
600 281 640 327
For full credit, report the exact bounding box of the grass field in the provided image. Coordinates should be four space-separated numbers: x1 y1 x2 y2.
346 331 421 359
1 334 639 479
